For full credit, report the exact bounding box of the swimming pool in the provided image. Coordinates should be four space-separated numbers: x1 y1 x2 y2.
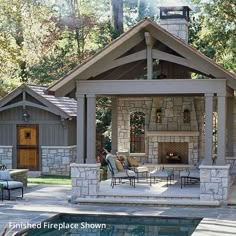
17 214 201 236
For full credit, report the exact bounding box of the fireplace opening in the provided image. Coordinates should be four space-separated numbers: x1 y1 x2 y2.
158 142 188 164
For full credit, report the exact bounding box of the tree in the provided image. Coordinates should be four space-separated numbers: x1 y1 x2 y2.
190 0 236 73
111 0 124 36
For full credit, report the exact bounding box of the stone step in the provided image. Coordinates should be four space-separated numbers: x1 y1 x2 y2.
97 193 200 201
74 197 220 206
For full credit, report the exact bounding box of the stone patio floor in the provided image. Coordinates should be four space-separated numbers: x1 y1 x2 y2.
0 184 236 235
99 179 200 197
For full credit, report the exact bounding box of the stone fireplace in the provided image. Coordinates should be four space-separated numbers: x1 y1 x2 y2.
158 142 188 164
147 131 199 165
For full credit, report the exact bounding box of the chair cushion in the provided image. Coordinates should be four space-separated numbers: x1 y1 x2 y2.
106 154 118 173
0 170 12 181
127 156 139 167
0 180 23 189
115 160 125 172
113 170 136 178
150 169 173 178
180 170 189 177
135 166 148 173
189 171 200 179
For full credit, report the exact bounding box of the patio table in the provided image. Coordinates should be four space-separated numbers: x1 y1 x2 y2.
149 169 174 187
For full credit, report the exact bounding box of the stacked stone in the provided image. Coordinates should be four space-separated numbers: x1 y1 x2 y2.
200 165 230 204
160 18 189 42
42 146 76 176
0 146 12 169
71 163 100 203
148 136 198 164
117 98 151 151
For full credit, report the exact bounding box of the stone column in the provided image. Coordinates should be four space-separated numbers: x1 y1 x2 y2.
204 93 213 164
76 94 85 163
70 163 100 203
111 97 118 155
200 165 230 205
217 94 226 165
86 94 96 164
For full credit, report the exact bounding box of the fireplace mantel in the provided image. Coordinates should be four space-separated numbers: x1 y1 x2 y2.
146 131 199 137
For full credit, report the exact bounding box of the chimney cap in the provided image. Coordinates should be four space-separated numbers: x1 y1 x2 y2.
157 0 194 11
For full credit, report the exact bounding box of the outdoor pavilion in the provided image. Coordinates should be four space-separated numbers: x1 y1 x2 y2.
48 18 236 205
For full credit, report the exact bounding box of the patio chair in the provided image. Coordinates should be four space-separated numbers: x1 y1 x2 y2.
180 159 203 188
106 155 136 188
0 170 24 200
127 156 149 181
180 170 200 188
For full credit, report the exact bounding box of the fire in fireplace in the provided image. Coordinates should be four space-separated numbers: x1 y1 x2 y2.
158 142 188 164
166 152 181 163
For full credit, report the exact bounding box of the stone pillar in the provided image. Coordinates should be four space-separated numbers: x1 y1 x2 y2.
111 97 118 155
86 94 96 164
204 93 213 164
70 163 100 203
217 95 227 165
76 94 85 163
200 165 230 205
0 146 13 168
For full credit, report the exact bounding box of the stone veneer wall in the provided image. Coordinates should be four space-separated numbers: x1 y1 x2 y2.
0 146 13 169
149 136 198 164
149 97 198 131
42 146 76 176
118 97 203 164
160 18 189 42
71 163 100 203
118 99 152 152
200 165 230 204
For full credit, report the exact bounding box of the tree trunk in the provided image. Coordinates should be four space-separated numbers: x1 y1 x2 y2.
111 0 124 36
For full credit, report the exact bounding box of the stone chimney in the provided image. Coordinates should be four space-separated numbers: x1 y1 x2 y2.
159 6 191 43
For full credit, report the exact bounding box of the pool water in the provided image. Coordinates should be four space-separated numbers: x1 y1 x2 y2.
18 214 201 236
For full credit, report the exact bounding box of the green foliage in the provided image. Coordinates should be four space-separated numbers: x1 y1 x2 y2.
190 0 236 73
130 112 145 135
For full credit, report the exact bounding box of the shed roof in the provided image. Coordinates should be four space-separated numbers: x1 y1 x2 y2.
29 85 77 117
0 84 77 118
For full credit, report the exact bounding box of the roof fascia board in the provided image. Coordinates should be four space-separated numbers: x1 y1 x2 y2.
0 101 66 116
0 86 24 107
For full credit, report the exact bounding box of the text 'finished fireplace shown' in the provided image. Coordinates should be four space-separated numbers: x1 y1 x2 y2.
158 142 188 164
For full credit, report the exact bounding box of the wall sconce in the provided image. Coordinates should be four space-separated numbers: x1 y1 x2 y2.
22 110 30 122
183 109 190 123
156 109 162 123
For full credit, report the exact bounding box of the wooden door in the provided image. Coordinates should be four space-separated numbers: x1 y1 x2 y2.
17 125 39 170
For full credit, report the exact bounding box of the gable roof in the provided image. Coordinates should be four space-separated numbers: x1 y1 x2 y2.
0 84 77 117
48 18 236 94
29 85 77 116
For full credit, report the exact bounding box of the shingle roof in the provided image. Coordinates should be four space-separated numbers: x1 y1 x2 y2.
29 85 77 117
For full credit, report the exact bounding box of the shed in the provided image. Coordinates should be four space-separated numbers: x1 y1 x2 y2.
0 84 77 176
